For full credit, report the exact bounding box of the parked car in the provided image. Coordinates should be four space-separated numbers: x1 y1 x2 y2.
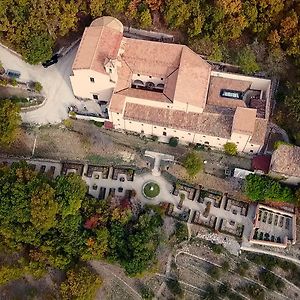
42 54 61 68
5 69 21 79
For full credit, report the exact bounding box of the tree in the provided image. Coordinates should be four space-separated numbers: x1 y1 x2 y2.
224 142 237 155
30 183 58 233
164 0 191 28
90 0 105 18
169 137 179 147
55 174 87 218
182 151 203 177
23 32 53 64
139 9 152 29
284 82 300 122
0 100 21 147
60 265 102 300
236 46 260 74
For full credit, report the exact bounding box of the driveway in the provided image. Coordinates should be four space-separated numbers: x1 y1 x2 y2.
0 44 79 124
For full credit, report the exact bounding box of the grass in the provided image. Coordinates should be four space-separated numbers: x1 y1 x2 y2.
143 182 160 198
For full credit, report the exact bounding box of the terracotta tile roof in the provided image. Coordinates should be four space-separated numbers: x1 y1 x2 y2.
207 76 251 108
270 145 300 177
250 118 268 145
118 88 171 102
123 103 233 138
172 47 211 108
115 56 132 92
116 39 211 109
72 25 122 74
121 37 182 77
164 69 178 100
232 107 257 135
109 94 126 113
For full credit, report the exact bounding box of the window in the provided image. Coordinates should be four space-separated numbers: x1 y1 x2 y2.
117 119 120 121
173 130 176 132
251 144 254 147
217 138 220 140
117 113 119 115
137 74 140 76
204 141 209 145
154 126 156 128
188 133 191 135
90 77 95 83
161 78 163 80
164 128 166 130
163 131 167 136
109 68 112 73
203 135 206 138
129 121 132 124
141 130 144 134
236 142 239 144
250 150 254 153
149 75 152 78
93 94 98 100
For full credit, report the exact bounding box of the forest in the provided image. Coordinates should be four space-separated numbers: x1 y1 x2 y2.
0 161 164 290
0 0 300 141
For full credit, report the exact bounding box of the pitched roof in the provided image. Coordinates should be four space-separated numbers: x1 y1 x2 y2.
252 155 271 173
109 94 126 113
121 37 182 77
250 118 268 144
116 39 211 109
123 102 233 138
171 46 211 108
232 107 257 135
270 145 300 177
72 22 122 74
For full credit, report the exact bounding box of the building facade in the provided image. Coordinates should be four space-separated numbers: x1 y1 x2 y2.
70 16 272 154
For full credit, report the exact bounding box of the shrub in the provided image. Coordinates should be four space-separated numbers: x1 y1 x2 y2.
166 278 183 297
236 46 260 75
218 282 231 296
236 261 249 276
208 265 221 279
169 137 179 147
259 269 285 291
0 78 8 86
34 81 43 93
151 135 158 142
91 121 104 128
63 119 73 129
221 261 230 272
204 284 219 300
175 222 188 242
242 283 265 300
211 243 223 254
0 266 23 285
245 174 294 203
60 265 102 300
274 140 292 150
182 151 203 177
140 285 155 299
11 78 18 86
224 142 238 155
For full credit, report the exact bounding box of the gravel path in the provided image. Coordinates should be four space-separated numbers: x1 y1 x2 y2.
0 44 79 124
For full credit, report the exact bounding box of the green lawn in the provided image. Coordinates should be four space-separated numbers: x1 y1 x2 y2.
143 182 160 198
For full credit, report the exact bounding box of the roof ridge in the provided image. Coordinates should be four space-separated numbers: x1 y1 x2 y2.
90 27 104 70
